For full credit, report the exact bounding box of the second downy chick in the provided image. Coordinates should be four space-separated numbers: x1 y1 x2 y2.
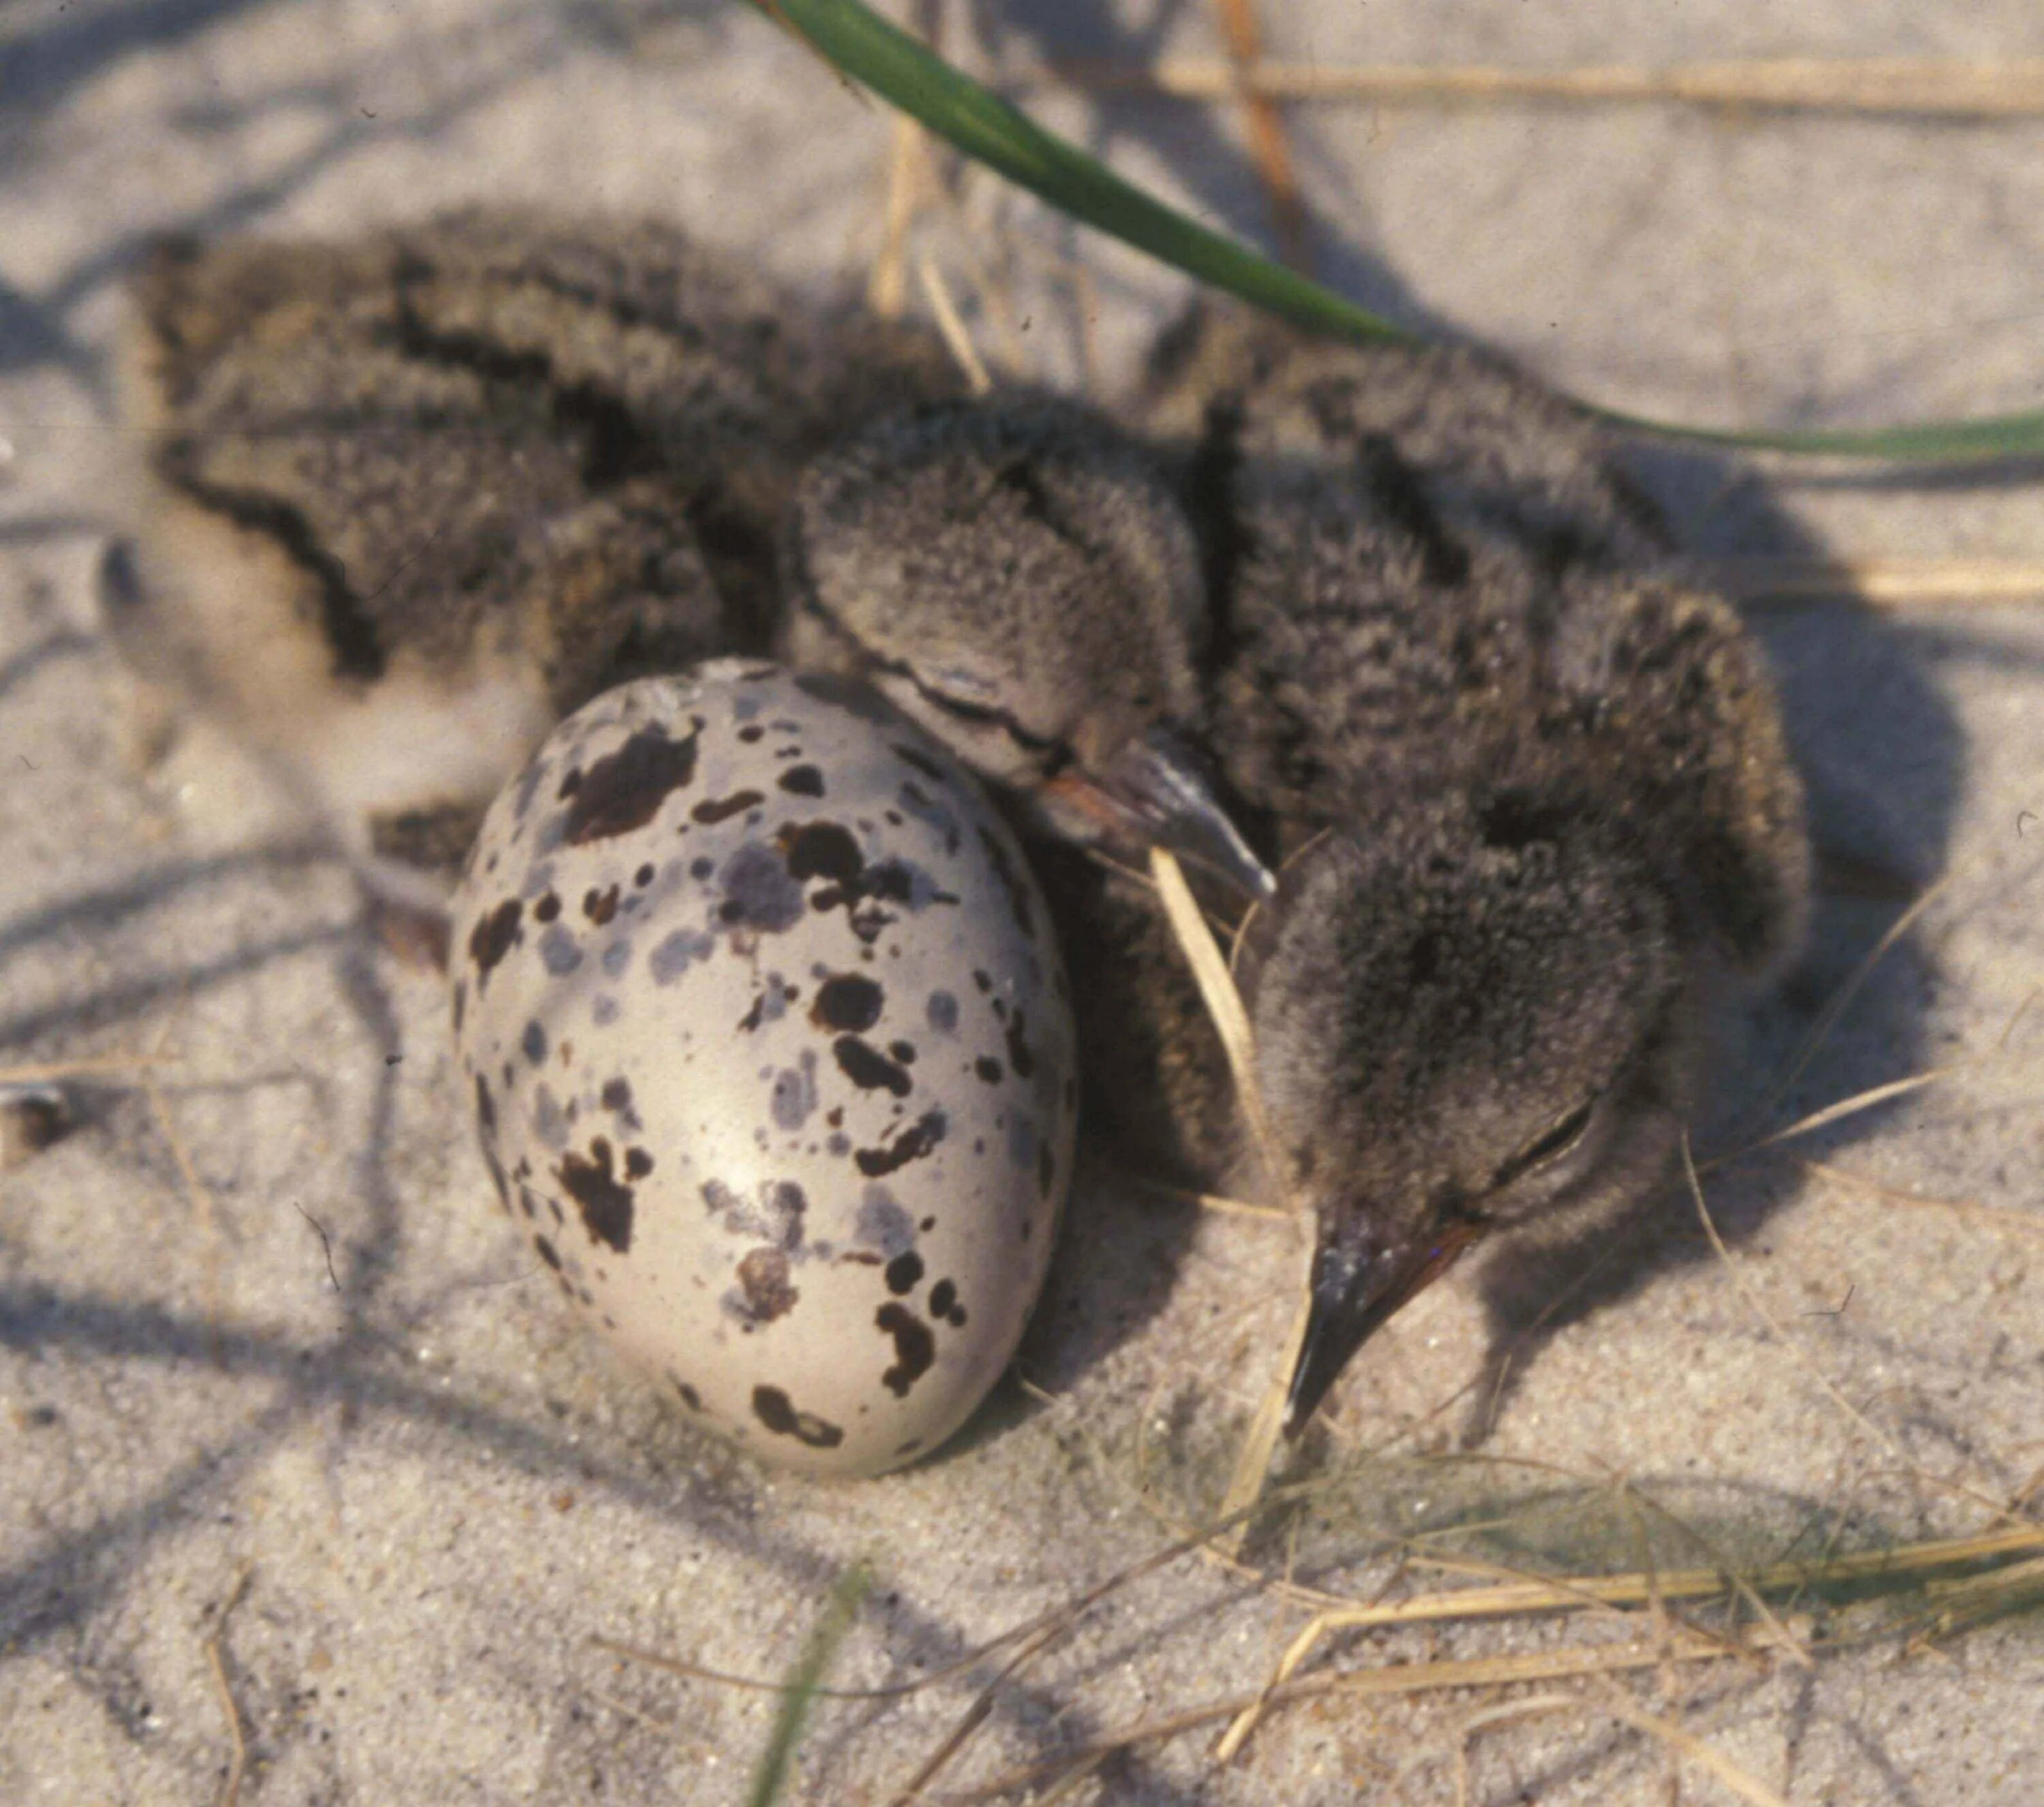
107 206 961 909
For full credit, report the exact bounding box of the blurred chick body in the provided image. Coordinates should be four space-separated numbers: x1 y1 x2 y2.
109 207 959 904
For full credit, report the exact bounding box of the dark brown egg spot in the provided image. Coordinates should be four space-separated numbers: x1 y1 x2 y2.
474 1073 496 1137
583 884 620 926
778 764 824 797
693 788 764 825
533 1235 561 1271
737 723 766 743
635 863 655 886
876 1304 935 1397
929 1278 957 1318
834 1036 912 1097
856 1109 946 1179
779 820 864 885
737 1248 799 1323
555 1137 634 1253
752 1385 844 1449
888 1040 916 1065
600 1077 631 1111
884 1250 923 1295
563 722 701 844
670 1376 702 1412
811 973 884 1034
974 1056 1002 1085
534 891 561 924
625 1147 653 1179
467 899 522 982
1004 1008 1036 1081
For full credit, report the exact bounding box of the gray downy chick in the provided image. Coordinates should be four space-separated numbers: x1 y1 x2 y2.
106 206 961 910
1124 307 1812 1432
779 393 1272 904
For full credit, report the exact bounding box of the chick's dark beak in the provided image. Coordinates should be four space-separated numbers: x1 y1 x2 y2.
1282 1214 1487 1436
1046 725 1275 906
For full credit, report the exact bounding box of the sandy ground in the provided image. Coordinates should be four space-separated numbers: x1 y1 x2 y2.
3 3 2043 1803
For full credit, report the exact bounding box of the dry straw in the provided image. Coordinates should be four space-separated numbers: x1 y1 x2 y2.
202 1564 255 1807
1147 846 1314 1551
1044 55 2044 119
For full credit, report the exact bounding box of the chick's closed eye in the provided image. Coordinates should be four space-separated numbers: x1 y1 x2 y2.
1494 1096 1599 1190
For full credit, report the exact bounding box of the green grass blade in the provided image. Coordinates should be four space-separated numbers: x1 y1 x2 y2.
746 1564 871 1807
1598 404 2044 461
756 0 1413 349
755 0 2044 463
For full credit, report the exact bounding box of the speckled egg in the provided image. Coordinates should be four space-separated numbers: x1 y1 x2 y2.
449 660 1077 1475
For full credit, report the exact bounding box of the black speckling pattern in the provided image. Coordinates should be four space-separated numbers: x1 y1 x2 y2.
811 972 884 1033
467 899 522 987
555 1137 634 1253
875 1303 935 1397
450 665 1080 1474
752 1384 843 1449
561 721 701 844
693 788 765 825
833 1035 912 1096
856 1108 946 1177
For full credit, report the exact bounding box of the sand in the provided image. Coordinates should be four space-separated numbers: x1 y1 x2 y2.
3 3 2042 1802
